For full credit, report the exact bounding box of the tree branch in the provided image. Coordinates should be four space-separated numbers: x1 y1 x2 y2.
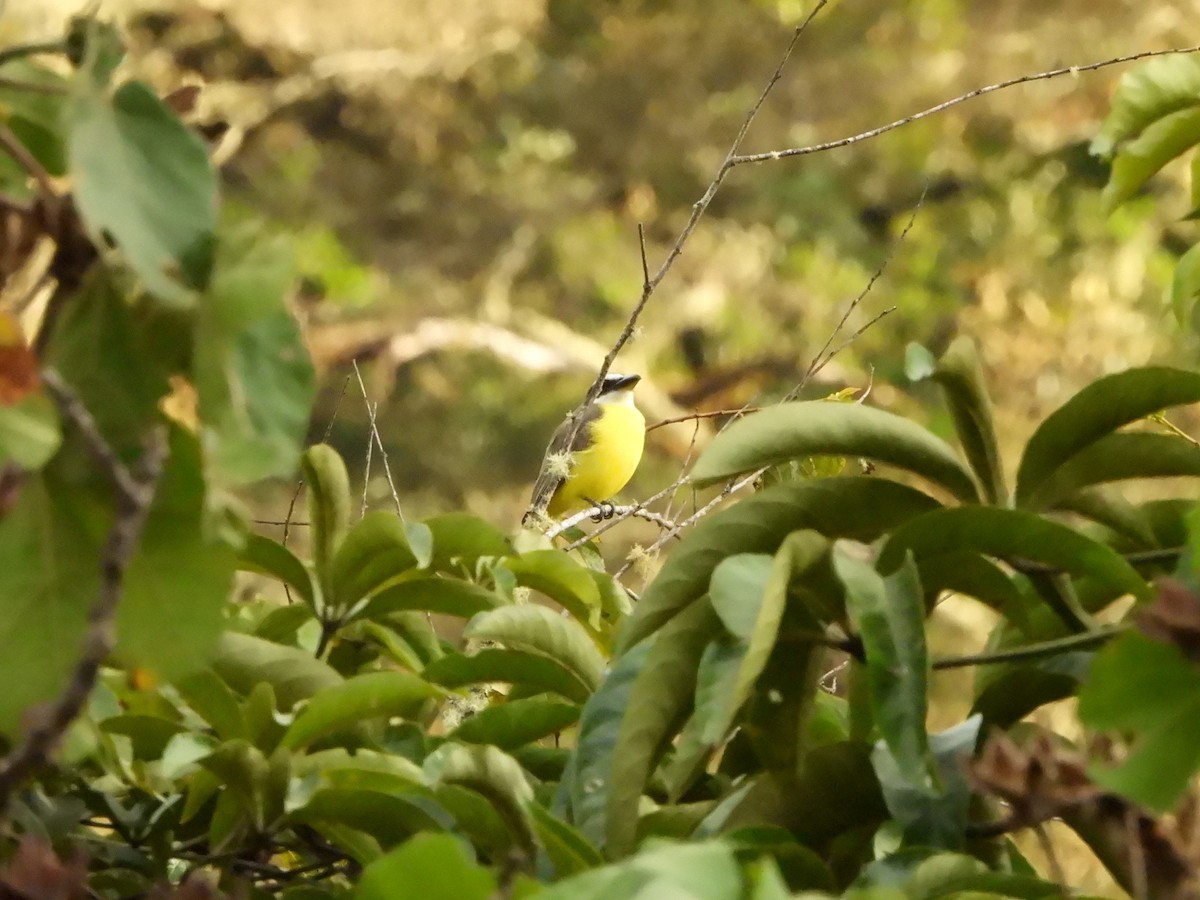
0 372 167 814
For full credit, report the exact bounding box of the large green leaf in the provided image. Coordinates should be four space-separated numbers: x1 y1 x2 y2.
211 631 342 710
424 648 591 703
1026 432 1200 510
450 696 579 750
1080 631 1200 811
0 392 60 470
606 600 722 858
1103 106 1200 211
195 228 315 486
67 77 216 301
303 443 351 603
423 513 512 572
536 839 743 900
239 533 318 609
282 671 440 750
0 61 69 180
292 789 453 850
836 548 932 791
1015 367 1200 506
0 473 101 737
357 833 496 900
330 512 429 611
355 577 507 622
423 743 537 856
465 604 606 693
505 550 603 629
879 507 1151 604
618 478 940 653
530 801 604 878
117 428 237 680
1171 242 1200 328
1092 53 1200 156
691 401 979 502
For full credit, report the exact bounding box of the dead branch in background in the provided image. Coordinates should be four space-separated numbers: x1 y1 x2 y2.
0 372 167 814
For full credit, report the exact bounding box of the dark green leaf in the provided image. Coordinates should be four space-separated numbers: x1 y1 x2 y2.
331 512 425 611
1093 55 1200 156
0 61 69 178
606 600 721 857
239 533 318 609
530 801 604 878
1079 631 1200 811
1172 242 1200 327
423 648 591 704
691 401 979 502
100 714 183 760
465 604 605 692
837 548 932 790
357 833 496 900
291 788 452 848
879 507 1151 603
1015 367 1200 506
618 478 941 653
928 337 1006 504
117 428 237 680
1057 486 1158 548
199 739 270 830
356 577 506 623
303 443 351 598
211 631 342 711
971 651 1091 729
67 79 216 300
424 513 511 572
282 671 440 750
424 743 537 856
505 550 603 629
450 696 579 750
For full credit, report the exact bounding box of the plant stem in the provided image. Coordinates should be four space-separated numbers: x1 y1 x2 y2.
0 40 67 69
932 625 1125 670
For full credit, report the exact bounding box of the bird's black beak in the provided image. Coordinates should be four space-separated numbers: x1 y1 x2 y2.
608 374 641 391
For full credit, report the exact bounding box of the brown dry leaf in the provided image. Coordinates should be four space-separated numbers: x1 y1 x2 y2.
0 311 39 405
0 836 89 900
1137 580 1200 664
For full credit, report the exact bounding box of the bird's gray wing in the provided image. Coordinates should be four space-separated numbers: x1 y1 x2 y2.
524 402 601 520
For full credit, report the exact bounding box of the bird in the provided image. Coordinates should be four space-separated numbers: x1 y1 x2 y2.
525 373 646 521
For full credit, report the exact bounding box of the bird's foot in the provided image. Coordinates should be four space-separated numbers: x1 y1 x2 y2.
584 497 616 522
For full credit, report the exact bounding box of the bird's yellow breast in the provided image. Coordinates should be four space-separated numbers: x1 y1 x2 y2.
548 402 645 515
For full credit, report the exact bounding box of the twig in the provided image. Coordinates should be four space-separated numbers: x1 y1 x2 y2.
547 503 680 542
1009 547 1183 576
646 407 766 432
560 474 692 548
930 625 1123 670
0 121 57 203
0 76 66 95
1034 822 1067 888
525 2 827 521
0 372 167 814
730 44 1200 167
361 400 375 518
0 40 66 69
352 360 404 521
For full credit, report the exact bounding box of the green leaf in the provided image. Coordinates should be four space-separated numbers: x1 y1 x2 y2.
1057 486 1158 548
1093 54 1200 156
691 401 979 502
199 739 271 830
424 513 511 572
0 61 69 179
836 548 932 790
505 550 603 629
971 651 1091 729
176 670 248 740
903 342 937 381
879 507 1152 603
465 604 606 692
117 428 237 680
303 444 351 599
606 600 722 857
530 801 604 878
423 648 592 703
424 743 537 856
211 631 342 711
67 79 216 301
872 716 980 851
282 671 440 750
331 512 427 611
1080 631 1200 811
0 392 60 469
292 788 451 849
1015 367 1200 506
536 839 743 900
618 478 941 653
1171 242 1200 328
450 696 579 750
239 534 318 609
356 833 496 900
1026 432 1200 510
1103 107 1200 210
928 337 1006 504
195 228 315 486
0 473 100 737
356 577 507 622
100 713 184 760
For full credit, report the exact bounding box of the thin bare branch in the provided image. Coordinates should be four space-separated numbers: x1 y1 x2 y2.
525 1 827 522
646 407 766 432
0 374 167 814
731 44 1200 167
0 121 57 204
547 503 680 543
353 360 404 521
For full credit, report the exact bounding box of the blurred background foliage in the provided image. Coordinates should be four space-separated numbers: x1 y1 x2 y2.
5 0 1196 541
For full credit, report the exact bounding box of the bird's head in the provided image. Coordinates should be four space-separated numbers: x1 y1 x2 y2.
597 373 641 404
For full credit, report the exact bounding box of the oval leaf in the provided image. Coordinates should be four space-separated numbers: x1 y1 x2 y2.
282 671 441 750
423 648 591 704
465 604 606 693
450 696 580 750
